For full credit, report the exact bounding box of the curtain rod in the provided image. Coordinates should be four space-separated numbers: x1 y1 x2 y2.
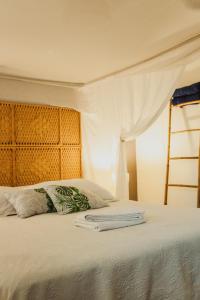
0 73 84 88
86 32 200 85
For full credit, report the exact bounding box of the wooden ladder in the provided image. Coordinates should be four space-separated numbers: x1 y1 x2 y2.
164 101 200 207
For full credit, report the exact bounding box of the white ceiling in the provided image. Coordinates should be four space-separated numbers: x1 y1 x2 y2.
0 0 199 83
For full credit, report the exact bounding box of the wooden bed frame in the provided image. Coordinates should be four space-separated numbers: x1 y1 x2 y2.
0 101 81 186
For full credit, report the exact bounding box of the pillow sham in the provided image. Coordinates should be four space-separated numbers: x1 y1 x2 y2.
42 179 115 201
0 183 49 212
0 192 16 216
80 188 109 209
6 189 50 218
45 185 108 215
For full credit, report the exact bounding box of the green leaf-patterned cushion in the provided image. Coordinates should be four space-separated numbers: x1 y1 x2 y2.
44 186 91 214
34 188 57 213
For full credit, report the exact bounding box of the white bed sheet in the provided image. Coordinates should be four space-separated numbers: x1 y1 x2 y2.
1 200 200 300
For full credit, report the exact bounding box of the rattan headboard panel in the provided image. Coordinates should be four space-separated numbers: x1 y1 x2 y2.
0 101 81 186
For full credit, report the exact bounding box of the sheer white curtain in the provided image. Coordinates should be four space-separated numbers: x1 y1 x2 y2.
81 66 184 199
115 67 185 199
80 36 200 199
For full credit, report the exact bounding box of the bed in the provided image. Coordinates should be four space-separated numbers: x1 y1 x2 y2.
1 200 200 300
1 101 200 300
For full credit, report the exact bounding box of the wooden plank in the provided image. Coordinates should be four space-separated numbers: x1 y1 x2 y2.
168 184 198 188
171 128 200 134
126 140 138 201
170 156 198 160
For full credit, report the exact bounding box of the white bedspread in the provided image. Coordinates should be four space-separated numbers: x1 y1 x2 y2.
1 200 200 300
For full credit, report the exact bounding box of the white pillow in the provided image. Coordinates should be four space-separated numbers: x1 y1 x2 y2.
0 178 114 217
0 191 16 216
6 189 49 218
15 182 49 190
42 179 115 201
0 180 115 200
0 181 61 216
0 185 47 216
0 186 36 216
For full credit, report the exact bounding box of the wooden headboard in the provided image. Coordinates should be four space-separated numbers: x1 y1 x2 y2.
0 101 81 186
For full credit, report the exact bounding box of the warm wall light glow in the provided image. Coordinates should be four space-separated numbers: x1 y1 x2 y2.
82 138 119 195
136 107 169 204
137 125 168 163
112 172 116 184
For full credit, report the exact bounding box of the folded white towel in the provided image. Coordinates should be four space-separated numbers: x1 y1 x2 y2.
78 206 145 222
74 218 145 232
74 206 145 231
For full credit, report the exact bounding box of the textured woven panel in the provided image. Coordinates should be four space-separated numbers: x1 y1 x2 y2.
0 101 81 186
0 103 12 144
61 109 80 145
15 105 60 145
15 148 60 186
62 147 81 179
0 149 13 186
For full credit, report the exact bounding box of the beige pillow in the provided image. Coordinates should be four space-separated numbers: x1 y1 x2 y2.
0 192 16 216
6 189 49 218
42 179 115 201
80 188 109 209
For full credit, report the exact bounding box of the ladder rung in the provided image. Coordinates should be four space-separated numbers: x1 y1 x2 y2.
171 129 200 134
170 156 199 160
168 184 198 188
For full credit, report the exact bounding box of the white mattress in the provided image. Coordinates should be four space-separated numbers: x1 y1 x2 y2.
1 200 200 300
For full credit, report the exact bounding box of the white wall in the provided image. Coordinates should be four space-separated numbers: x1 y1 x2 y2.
137 100 200 207
0 78 81 109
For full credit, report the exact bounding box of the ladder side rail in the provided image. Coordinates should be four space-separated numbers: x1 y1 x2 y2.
164 102 172 205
